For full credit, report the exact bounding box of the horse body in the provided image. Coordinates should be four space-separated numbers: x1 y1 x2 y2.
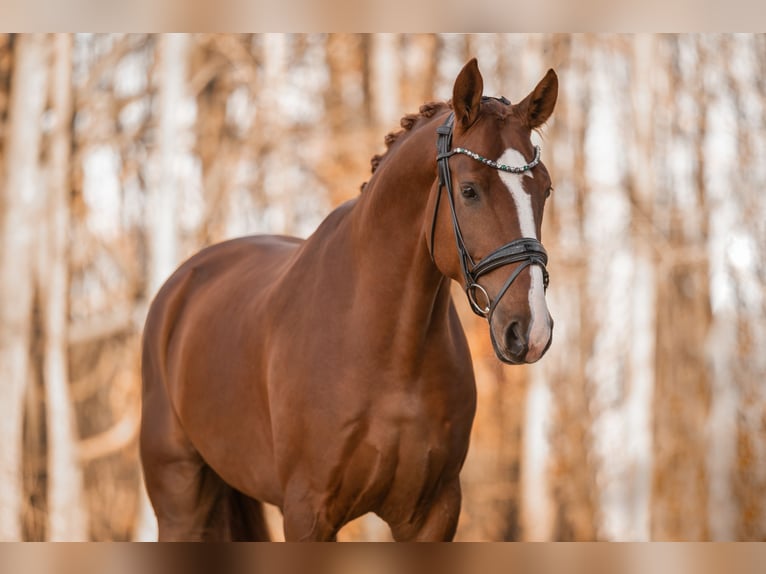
142 118 476 540
141 59 557 541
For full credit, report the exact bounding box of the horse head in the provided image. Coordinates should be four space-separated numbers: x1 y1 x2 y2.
428 59 558 365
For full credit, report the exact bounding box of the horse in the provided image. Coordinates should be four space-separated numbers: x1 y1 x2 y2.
140 58 558 541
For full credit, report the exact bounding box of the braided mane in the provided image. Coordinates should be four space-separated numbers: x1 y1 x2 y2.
360 101 449 193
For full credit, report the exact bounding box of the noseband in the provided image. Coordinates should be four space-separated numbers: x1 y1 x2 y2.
431 109 550 335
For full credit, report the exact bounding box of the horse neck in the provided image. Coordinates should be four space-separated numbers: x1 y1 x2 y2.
348 112 454 359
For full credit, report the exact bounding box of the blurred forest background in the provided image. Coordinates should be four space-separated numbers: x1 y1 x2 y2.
0 33 764 541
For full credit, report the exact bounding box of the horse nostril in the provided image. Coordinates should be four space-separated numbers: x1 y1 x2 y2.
504 321 528 357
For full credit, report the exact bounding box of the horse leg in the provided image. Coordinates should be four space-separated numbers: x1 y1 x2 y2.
390 478 462 542
228 488 271 541
143 439 271 541
140 418 225 539
142 451 233 541
140 358 233 541
280 482 339 541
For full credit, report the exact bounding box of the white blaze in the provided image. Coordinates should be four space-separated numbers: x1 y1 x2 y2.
497 148 552 361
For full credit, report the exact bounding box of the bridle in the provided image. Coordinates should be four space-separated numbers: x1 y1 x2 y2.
430 106 550 359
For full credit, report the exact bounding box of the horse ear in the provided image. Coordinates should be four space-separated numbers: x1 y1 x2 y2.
516 68 558 129
452 58 483 130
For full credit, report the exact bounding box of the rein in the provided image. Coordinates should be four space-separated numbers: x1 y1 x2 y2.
430 110 550 359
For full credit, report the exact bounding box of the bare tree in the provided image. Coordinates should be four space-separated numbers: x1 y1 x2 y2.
136 33 192 541
40 33 88 541
147 33 189 294
542 33 600 541
0 33 49 541
650 34 712 541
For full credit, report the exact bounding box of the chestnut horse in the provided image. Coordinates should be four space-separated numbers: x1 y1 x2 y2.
141 59 558 541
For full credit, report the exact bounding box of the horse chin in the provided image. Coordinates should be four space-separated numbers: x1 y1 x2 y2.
495 350 526 365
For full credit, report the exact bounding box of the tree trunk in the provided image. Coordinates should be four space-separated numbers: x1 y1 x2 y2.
0 33 49 541
138 32 191 541
40 33 89 541
650 35 712 541
370 34 401 130
724 33 766 541
147 33 189 294
615 32 657 541
191 35 232 245
258 34 292 234
544 33 600 542
322 34 378 204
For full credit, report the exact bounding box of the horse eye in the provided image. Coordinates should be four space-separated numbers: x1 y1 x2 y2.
461 185 478 199
545 186 553 198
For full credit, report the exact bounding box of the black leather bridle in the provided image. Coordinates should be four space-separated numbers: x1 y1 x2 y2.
430 108 550 355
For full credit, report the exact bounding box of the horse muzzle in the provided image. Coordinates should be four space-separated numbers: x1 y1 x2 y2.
492 311 553 365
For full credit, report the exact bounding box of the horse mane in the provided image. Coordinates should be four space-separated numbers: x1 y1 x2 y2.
360 101 450 193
